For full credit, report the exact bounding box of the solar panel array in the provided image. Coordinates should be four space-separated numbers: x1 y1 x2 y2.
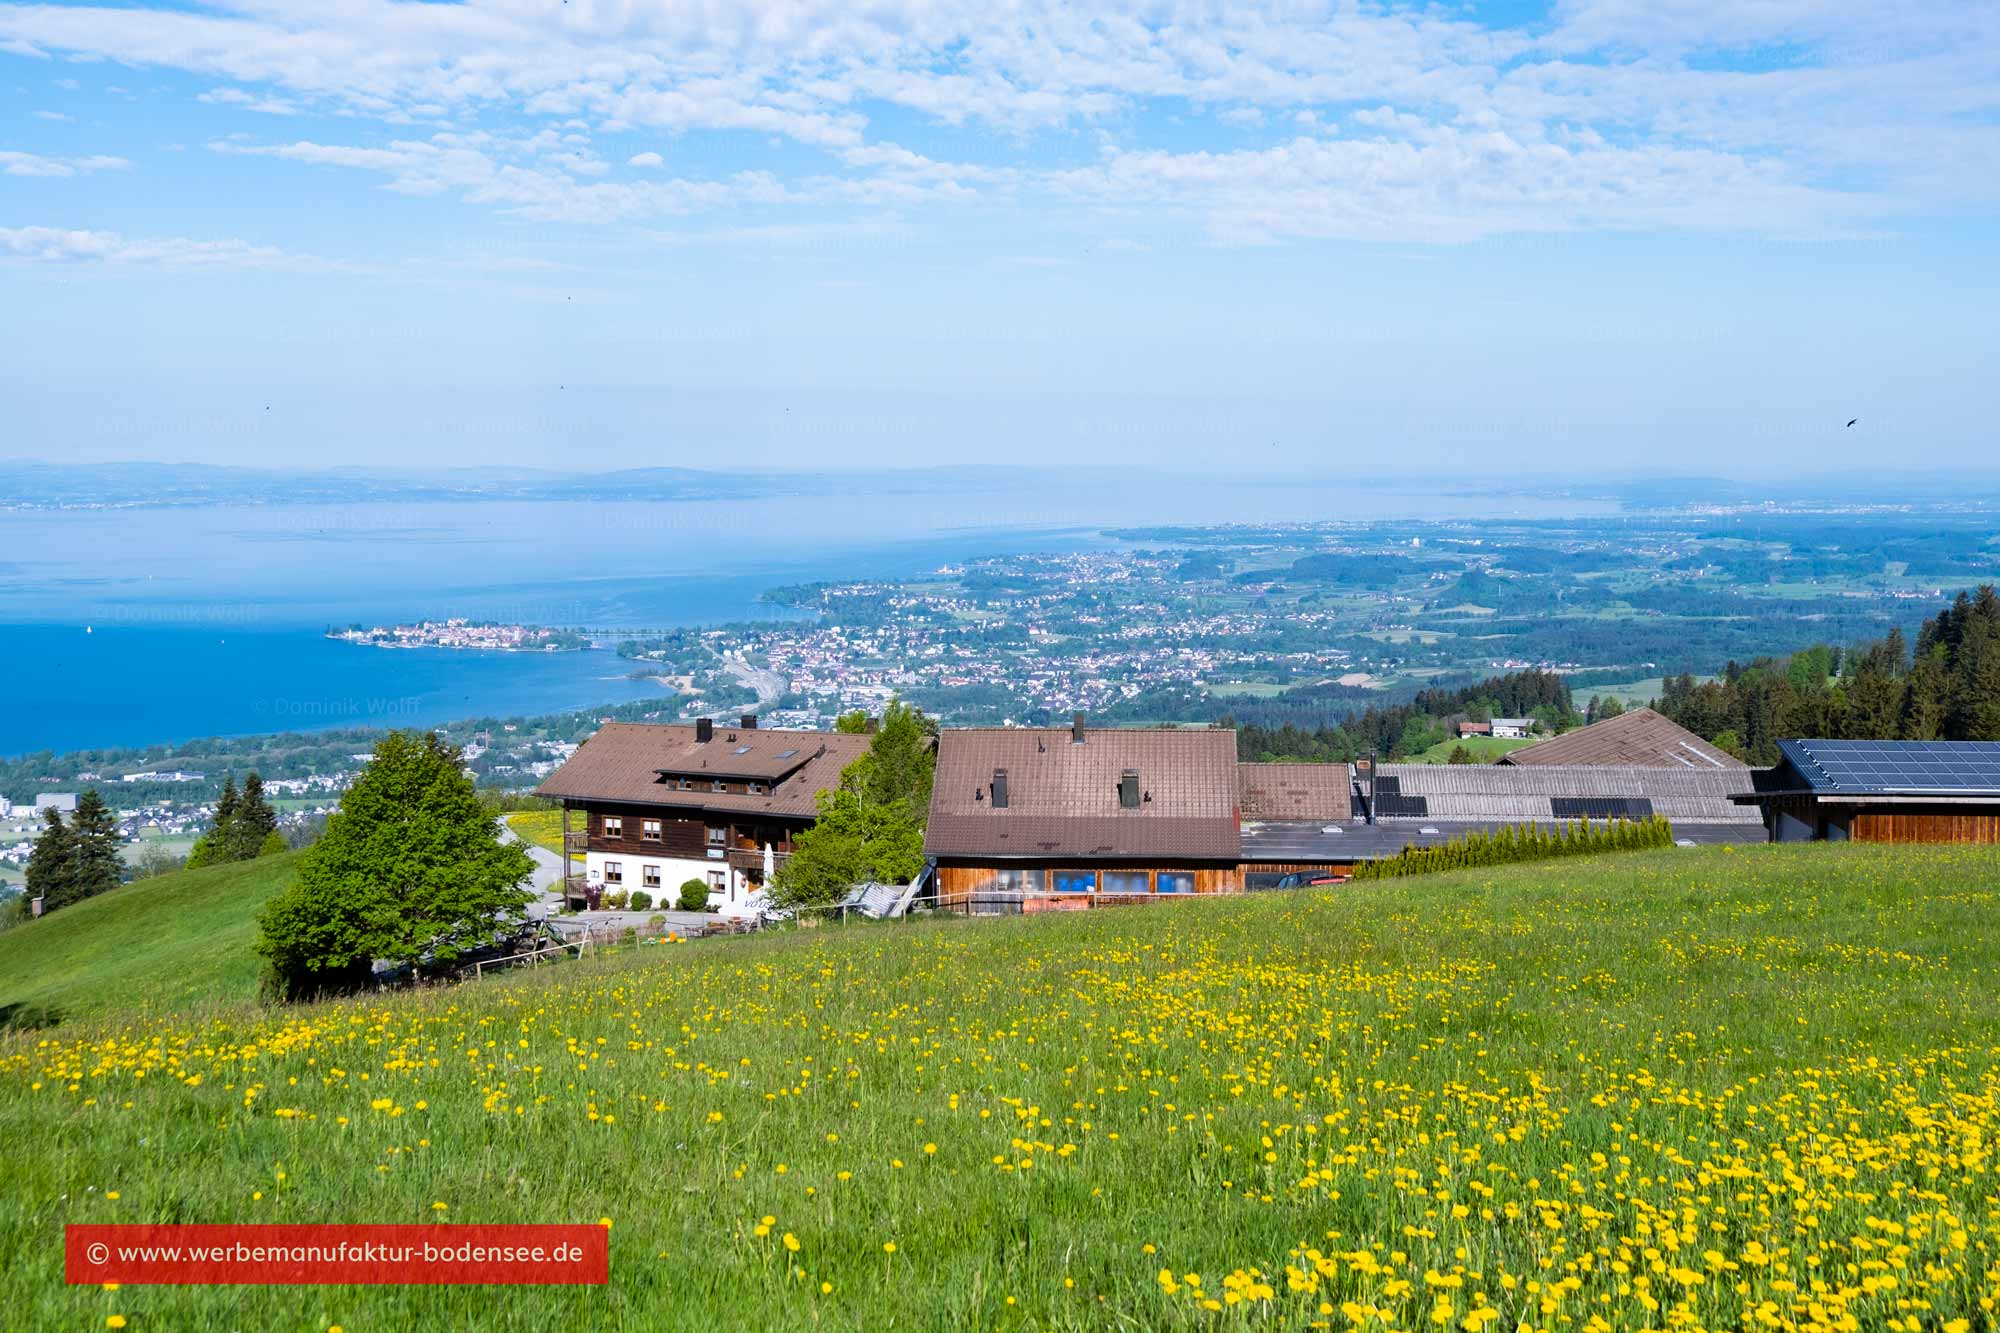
1785 739 2000 793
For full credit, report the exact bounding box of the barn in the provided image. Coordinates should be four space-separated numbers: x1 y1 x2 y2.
1735 738 2000 844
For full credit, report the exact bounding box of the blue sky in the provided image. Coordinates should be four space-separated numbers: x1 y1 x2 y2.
2 0 1997 474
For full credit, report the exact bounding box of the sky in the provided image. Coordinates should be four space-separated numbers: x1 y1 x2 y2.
1 0 1997 475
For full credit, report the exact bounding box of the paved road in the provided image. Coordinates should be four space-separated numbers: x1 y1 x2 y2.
497 819 565 916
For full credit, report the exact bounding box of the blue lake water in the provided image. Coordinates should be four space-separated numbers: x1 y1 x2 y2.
0 481 1612 755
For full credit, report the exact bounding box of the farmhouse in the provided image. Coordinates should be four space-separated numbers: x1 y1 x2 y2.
1734 738 2000 844
534 716 872 909
1498 706 1743 769
1239 759 1764 881
925 717 1242 912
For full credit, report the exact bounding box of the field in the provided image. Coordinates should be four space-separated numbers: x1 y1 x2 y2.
1412 735 1537 764
504 809 566 856
0 851 298 1030
4 843 1999 1330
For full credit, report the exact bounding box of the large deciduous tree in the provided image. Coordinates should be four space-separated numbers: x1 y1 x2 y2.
257 731 533 1000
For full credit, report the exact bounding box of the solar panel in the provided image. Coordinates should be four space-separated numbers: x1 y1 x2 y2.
1786 739 2000 794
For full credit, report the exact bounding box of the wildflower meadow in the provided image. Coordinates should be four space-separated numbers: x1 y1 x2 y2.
3 841 1998 1331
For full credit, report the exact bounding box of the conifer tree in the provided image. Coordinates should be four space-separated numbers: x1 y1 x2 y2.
230 773 280 860
24 807 74 911
65 789 124 905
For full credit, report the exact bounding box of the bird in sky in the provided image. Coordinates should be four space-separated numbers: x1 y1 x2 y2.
1846 418 1858 427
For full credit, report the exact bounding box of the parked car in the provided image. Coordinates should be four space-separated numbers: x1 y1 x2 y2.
1274 869 1346 890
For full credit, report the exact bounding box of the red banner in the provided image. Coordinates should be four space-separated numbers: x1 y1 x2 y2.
65 1224 608 1285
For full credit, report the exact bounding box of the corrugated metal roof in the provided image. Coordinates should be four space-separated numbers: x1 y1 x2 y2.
1242 818 1763 863
534 722 870 817
1376 763 1763 824
926 727 1240 860
1498 708 1745 769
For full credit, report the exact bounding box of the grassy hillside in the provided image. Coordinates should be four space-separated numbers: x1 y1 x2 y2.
0 851 298 1030
4 843 1998 1330
1412 733 1536 763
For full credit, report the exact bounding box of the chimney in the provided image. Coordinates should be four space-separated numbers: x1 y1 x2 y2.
695 718 713 744
740 714 758 730
1118 769 1140 810
1071 711 1086 745
991 767 1009 809
1359 752 1376 825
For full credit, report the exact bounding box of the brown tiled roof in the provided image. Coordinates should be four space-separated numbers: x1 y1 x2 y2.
926 727 1240 860
534 722 871 818
1238 761 1355 820
1497 707 1745 769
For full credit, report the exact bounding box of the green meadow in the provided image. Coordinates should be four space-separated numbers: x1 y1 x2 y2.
2 843 1997 1330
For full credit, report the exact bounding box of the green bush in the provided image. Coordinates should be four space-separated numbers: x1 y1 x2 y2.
1350 815 1675 881
628 889 652 911
678 879 710 912
604 889 629 910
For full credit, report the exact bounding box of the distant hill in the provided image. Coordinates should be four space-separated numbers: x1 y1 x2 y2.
0 851 298 1030
0 461 1118 510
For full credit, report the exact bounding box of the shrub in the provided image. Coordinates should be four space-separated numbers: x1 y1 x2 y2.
604 890 629 911
678 878 710 912
628 889 652 911
1350 815 1675 882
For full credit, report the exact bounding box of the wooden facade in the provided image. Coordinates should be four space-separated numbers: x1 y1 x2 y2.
1850 810 2000 844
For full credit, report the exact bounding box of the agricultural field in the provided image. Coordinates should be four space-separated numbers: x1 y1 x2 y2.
4 843 1999 1330
503 809 566 857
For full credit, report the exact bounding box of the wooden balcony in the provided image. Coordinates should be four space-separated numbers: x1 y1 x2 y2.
564 830 589 852
725 845 791 875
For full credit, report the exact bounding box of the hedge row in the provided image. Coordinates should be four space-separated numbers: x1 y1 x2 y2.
1350 815 1676 881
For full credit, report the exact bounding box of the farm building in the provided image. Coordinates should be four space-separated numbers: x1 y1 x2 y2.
534 717 872 910
1734 738 2000 844
924 717 1243 912
1497 707 1743 769
1239 759 1765 881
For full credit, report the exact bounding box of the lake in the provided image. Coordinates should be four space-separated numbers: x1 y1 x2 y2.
0 480 1613 755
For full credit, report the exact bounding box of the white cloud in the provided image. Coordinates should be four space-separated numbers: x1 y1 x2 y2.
0 148 129 177
0 0 1991 243
0 224 347 270
1054 130 1860 245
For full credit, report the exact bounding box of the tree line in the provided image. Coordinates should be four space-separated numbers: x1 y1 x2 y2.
1229 668 1578 762
1657 585 2000 764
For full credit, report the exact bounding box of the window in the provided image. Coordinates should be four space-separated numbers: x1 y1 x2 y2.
642 818 662 841
991 868 1045 893
642 864 662 889
749 781 766 795
676 777 692 790
707 825 727 845
1053 870 1096 894
1102 871 1150 894
602 815 623 838
1157 872 1194 895
712 779 726 792
602 860 623 885
707 870 726 891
